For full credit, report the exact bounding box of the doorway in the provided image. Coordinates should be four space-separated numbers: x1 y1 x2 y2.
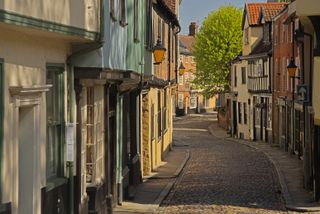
18 106 37 214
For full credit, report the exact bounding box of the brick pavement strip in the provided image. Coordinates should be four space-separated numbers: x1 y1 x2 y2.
158 116 288 214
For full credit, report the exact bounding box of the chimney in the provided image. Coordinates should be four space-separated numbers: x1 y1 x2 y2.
189 22 198 37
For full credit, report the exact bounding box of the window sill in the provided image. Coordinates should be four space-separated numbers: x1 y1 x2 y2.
46 177 68 192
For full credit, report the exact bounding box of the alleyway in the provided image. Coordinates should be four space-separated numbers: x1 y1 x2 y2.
158 114 287 214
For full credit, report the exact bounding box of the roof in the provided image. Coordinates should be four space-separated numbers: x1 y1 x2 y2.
162 0 176 14
179 35 195 54
245 3 287 26
250 40 272 56
155 0 180 27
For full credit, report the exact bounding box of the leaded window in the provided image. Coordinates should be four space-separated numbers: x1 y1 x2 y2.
46 65 64 179
244 103 247 125
83 85 105 185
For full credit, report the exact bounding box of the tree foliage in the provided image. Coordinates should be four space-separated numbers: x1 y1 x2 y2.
192 6 243 97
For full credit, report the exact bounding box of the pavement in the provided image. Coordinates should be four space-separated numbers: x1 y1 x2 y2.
208 122 320 213
113 144 190 214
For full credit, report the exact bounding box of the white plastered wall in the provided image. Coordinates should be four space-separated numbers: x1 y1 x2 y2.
2 0 100 32
0 26 70 213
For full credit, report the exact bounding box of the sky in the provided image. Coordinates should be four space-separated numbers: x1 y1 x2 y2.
180 0 266 34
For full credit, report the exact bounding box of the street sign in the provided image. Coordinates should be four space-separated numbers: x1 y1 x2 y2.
66 123 75 162
296 84 309 103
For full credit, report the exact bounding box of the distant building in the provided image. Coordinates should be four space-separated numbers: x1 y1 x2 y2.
177 22 216 116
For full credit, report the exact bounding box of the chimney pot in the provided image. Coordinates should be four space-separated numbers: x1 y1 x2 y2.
189 22 198 37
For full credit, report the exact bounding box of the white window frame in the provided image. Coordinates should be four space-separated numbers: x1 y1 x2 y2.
80 80 106 191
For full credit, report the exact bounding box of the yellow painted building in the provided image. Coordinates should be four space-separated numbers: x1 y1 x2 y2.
141 0 178 176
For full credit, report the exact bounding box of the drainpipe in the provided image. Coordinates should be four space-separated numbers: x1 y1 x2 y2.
66 1 105 213
174 25 181 114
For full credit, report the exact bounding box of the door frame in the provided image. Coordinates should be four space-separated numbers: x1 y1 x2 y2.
10 85 51 214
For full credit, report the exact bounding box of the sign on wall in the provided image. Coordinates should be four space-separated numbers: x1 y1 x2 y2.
296 84 309 103
66 124 75 162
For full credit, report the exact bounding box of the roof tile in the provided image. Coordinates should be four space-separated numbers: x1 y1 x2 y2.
247 3 287 25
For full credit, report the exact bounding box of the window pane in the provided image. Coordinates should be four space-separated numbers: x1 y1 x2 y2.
46 68 63 179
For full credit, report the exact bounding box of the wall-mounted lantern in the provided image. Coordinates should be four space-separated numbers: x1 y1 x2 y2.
179 62 186 76
287 57 298 78
153 37 166 64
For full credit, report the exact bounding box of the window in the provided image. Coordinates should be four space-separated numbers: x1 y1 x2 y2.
258 64 263 76
289 22 293 43
178 94 184 109
46 65 64 179
241 67 246 84
191 57 195 63
234 66 237 87
134 0 139 42
263 25 269 43
158 17 162 39
151 104 155 140
254 97 261 126
84 85 105 185
110 0 116 21
158 91 162 139
120 0 127 26
282 57 286 92
162 20 166 46
267 99 272 129
185 56 189 64
280 24 284 43
205 96 209 108
180 55 183 63
244 103 247 124
283 25 289 43
145 0 153 49
274 24 278 45
238 103 242 124
244 28 249 45
163 90 167 131
179 75 184 85
275 58 279 91
185 72 189 83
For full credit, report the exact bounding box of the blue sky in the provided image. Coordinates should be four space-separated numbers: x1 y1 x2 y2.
180 0 266 34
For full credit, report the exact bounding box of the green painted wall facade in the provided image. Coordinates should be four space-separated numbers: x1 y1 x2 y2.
126 0 146 75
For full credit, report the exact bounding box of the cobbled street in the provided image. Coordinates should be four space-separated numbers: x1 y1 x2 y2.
157 114 289 214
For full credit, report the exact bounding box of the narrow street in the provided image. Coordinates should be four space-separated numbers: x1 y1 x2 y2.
158 114 287 214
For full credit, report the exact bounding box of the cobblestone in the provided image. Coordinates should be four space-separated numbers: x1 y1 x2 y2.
157 116 288 214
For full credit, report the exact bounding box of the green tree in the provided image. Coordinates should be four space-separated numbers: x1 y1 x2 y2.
192 6 243 96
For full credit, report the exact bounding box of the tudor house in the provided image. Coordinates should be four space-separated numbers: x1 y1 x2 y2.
230 2 287 141
70 0 147 212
